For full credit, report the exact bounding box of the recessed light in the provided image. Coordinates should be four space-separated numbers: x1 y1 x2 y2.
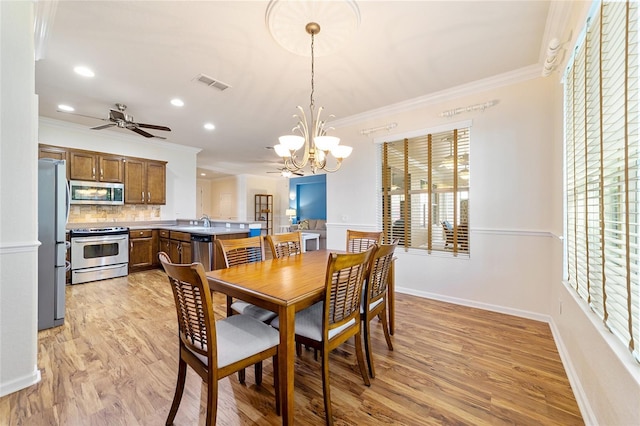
204 123 215 130
170 98 184 107
73 66 94 77
200 173 206 176
58 104 75 112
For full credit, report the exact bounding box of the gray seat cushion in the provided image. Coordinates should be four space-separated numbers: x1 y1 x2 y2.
231 300 277 322
188 314 279 368
271 302 355 342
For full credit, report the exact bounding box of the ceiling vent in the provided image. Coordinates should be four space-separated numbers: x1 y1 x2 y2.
193 74 231 91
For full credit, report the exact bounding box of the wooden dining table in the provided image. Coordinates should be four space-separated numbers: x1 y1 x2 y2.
205 249 395 425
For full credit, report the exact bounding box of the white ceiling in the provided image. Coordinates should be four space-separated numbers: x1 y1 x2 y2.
35 1 562 179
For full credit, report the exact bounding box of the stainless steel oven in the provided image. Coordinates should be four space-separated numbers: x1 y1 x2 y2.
70 227 129 284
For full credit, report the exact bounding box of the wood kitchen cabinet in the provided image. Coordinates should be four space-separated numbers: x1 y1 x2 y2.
69 150 124 183
39 145 70 179
129 229 158 273
158 230 191 264
124 158 166 205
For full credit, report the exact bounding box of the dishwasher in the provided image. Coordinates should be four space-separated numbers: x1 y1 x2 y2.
191 234 213 271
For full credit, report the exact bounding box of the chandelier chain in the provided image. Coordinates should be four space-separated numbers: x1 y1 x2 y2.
310 31 315 113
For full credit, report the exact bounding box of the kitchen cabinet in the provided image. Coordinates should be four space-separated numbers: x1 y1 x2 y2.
129 229 158 272
39 145 70 179
124 158 166 205
69 150 124 183
158 230 191 264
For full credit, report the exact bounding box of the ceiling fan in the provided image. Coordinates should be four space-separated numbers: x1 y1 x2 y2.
267 168 304 177
58 103 171 139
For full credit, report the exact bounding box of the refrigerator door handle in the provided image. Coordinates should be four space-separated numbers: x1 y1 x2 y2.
65 179 71 224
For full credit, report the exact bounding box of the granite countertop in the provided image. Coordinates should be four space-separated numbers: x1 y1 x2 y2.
68 220 254 236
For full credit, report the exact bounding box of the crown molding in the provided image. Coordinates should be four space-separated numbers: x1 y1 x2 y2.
332 64 540 128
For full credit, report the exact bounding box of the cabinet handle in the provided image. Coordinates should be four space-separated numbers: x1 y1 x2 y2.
148 192 151 202
100 169 103 178
142 191 145 202
92 167 96 178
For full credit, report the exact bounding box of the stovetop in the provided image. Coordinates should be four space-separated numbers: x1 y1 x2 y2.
70 226 129 237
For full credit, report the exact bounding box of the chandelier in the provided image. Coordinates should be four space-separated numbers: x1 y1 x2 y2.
273 22 352 174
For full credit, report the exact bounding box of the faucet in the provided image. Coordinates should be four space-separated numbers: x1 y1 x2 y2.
200 214 211 228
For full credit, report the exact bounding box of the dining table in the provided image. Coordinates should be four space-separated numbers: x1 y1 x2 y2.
205 248 395 425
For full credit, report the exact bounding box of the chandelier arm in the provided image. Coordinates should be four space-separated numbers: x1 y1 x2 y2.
318 157 343 173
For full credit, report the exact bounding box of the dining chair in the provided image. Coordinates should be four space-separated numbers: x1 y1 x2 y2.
271 247 374 426
361 241 397 378
265 231 302 258
215 236 277 384
346 229 383 253
158 252 280 426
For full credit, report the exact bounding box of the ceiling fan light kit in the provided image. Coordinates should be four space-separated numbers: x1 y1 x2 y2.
273 20 353 174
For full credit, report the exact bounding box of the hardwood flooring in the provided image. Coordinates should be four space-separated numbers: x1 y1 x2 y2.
1 270 583 425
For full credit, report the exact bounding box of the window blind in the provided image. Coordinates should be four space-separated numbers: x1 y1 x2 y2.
565 0 639 362
380 127 470 255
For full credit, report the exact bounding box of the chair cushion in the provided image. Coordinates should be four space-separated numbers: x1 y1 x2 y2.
188 314 279 368
231 301 277 322
360 296 384 314
270 302 355 342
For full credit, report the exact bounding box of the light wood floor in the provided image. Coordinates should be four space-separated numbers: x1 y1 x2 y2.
1 269 583 425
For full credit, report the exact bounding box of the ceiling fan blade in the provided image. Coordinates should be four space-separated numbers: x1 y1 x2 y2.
135 123 171 132
130 127 155 138
91 123 116 130
293 172 304 176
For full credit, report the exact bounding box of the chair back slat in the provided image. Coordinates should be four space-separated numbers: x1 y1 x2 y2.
216 236 265 268
266 232 302 258
159 252 215 360
324 248 374 331
365 242 398 306
346 229 383 253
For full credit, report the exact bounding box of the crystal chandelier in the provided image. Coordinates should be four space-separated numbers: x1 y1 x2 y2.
273 22 353 174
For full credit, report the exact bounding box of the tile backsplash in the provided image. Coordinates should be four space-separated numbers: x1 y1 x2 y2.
69 205 161 224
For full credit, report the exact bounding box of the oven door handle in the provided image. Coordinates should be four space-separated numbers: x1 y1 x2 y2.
73 264 127 273
72 236 128 244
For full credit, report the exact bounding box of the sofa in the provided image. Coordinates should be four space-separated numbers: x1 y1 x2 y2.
291 218 326 249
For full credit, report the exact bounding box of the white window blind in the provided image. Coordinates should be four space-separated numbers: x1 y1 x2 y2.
380 127 470 255
565 0 639 362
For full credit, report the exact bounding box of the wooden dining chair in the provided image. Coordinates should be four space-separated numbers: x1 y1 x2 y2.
158 252 280 426
346 229 383 253
271 247 374 426
265 231 302 258
361 241 397 378
215 236 277 384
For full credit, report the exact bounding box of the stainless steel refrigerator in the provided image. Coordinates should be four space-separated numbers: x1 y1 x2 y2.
38 158 69 330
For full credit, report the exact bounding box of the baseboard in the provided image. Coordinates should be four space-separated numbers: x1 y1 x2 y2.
548 318 597 426
395 285 550 323
0 367 41 398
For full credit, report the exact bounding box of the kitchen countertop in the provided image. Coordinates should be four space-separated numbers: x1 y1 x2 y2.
68 220 255 236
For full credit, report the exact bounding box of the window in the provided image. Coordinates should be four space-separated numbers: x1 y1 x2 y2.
564 0 639 362
380 127 470 255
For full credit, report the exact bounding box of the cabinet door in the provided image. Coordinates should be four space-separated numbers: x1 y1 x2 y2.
146 161 166 204
39 145 70 180
99 155 124 183
124 158 146 204
130 237 154 270
180 241 192 264
69 151 97 181
169 240 181 264
159 237 172 260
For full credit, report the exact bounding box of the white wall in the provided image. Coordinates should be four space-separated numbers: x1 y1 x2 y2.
39 118 200 220
328 77 556 318
0 1 41 397
327 42 639 426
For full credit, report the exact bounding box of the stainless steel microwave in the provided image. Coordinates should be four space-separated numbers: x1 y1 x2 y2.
69 180 124 205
